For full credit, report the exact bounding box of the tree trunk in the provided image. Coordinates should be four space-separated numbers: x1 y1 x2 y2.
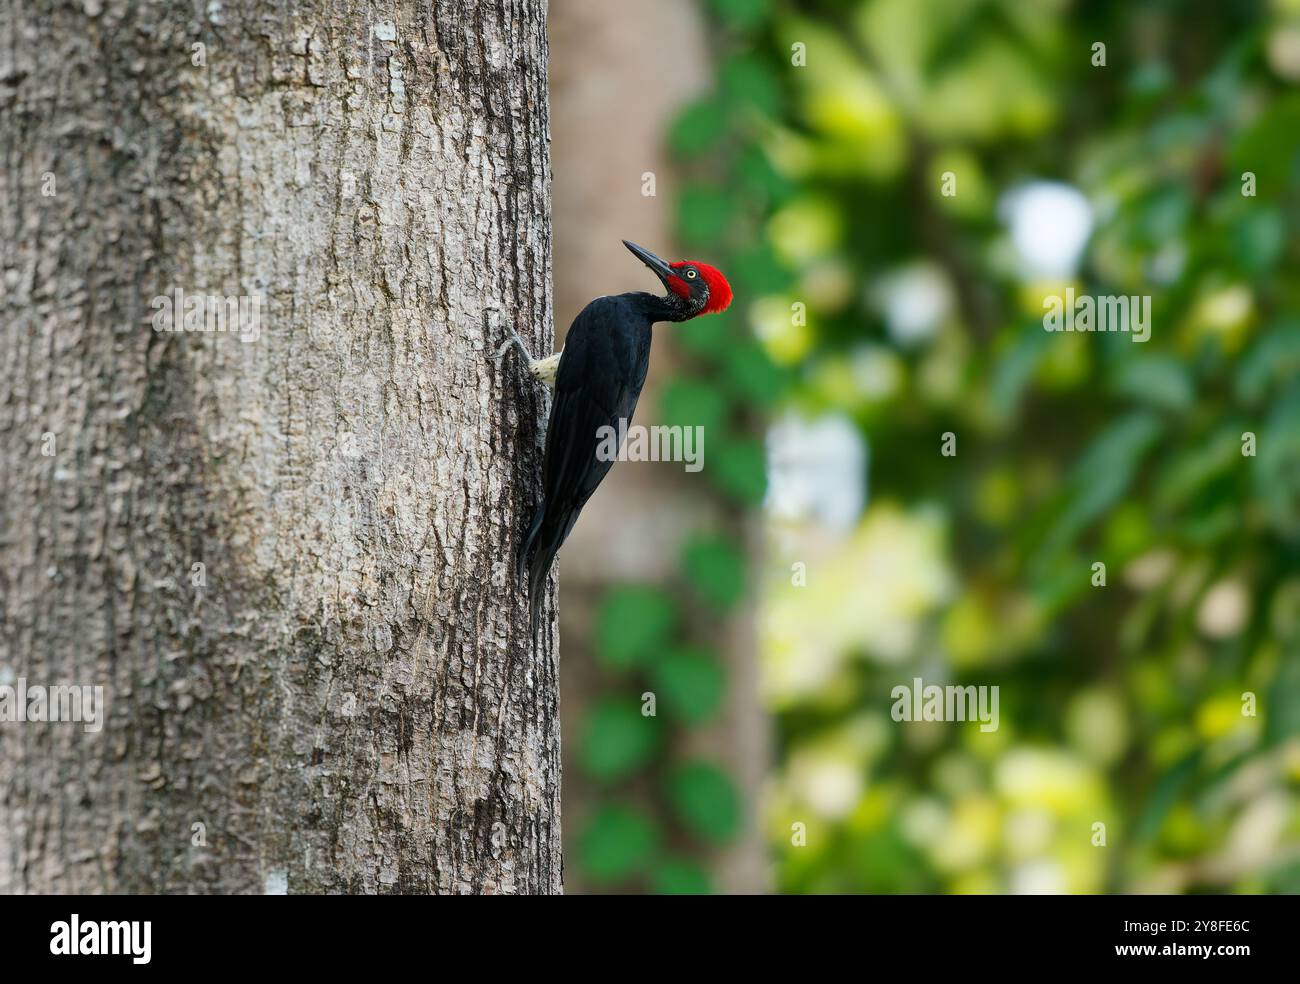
0 0 559 895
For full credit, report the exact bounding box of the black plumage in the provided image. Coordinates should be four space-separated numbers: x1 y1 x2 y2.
516 241 733 633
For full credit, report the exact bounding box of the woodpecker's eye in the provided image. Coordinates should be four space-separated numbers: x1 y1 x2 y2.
686 269 698 279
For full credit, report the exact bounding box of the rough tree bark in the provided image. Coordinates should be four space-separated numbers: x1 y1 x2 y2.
0 0 560 894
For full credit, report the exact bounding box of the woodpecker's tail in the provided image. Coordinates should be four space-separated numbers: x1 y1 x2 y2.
517 496 580 636
517 498 551 635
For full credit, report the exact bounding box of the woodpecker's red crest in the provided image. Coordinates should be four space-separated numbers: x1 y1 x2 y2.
669 261 732 314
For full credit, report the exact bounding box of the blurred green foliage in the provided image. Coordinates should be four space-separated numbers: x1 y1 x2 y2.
594 585 676 669
653 647 727 723
745 0 1298 893
577 544 743 892
576 0 1300 894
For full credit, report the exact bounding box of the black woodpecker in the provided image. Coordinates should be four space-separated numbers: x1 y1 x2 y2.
497 239 733 633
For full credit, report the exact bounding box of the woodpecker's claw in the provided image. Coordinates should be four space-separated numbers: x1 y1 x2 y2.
495 332 535 366
497 333 561 387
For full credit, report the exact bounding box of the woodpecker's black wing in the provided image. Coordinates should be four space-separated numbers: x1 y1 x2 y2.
519 295 653 631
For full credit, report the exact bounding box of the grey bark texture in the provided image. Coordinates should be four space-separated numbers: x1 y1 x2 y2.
0 0 561 894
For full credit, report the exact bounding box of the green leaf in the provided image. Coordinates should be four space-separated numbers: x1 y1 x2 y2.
580 700 660 781
677 184 734 244
652 647 726 724
1265 650 1300 745
1231 207 1284 274
675 308 735 358
1235 321 1300 404
720 55 781 116
1112 356 1194 413
736 146 796 205
1071 412 1163 480
730 242 792 294
652 858 713 895
578 806 660 883
1031 413 1163 569
724 342 785 406
667 761 741 844
1140 186 1190 243
1255 381 1300 532
1127 61 1173 99
989 326 1050 420
660 378 729 434
681 534 746 611
1228 94 1300 199
1134 751 1200 844
668 97 729 158
712 437 768 505
1153 425 1240 512
594 586 676 669
704 0 770 29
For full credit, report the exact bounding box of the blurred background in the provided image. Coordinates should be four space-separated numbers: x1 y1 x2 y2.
549 0 1300 894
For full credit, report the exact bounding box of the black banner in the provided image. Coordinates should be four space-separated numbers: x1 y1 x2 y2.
0 894 1278 972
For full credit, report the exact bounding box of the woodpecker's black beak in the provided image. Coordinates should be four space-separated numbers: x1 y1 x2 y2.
623 240 675 286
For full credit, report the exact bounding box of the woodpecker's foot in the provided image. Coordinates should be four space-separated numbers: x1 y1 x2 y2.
496 332 561 388
495 332 535 366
